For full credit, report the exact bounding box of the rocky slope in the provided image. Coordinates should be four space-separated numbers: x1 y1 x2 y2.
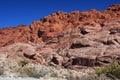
0 4 120 71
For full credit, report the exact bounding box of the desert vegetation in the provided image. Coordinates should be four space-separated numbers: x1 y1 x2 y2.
96 61 120 79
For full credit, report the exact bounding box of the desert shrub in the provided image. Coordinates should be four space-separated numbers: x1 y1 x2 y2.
96 62 120 79
18 60 29 67
0 66 4 75
23 67 41 78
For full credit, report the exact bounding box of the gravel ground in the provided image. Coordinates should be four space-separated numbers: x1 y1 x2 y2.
0 77 44 80
0 77 67 80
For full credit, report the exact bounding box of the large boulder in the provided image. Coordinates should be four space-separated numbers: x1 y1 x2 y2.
0 43 43 63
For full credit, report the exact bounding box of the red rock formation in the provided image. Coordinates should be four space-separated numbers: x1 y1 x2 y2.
0 4 120 69
0 25 32 47
0 4 119 47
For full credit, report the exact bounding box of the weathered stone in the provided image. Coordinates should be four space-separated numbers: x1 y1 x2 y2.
0 43 36 61
81 24 102 33
51 54 63 66
0 4 120 70
68 46 107 57
0 4 120 48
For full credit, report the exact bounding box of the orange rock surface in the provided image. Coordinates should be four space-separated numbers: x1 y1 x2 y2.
0 4 119 47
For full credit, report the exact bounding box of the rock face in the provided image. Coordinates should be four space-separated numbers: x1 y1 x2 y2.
0 4 120 70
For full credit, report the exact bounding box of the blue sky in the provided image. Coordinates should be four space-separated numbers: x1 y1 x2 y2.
0 0 120 28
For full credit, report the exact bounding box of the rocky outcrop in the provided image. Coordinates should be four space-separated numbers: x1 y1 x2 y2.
0 25 32 47
0 4 120 70
0 4 120 47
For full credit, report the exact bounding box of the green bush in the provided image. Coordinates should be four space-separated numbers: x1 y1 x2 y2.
96 62 120 79
18 60 29 67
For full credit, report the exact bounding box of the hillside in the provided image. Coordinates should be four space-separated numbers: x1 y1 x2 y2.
0 4 120 80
